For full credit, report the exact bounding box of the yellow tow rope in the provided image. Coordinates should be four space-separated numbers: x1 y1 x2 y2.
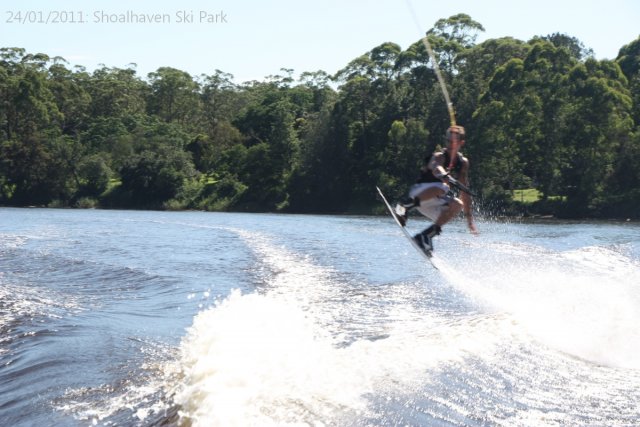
404 0 457 127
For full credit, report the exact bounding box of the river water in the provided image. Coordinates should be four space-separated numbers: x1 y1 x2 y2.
1 208 639 426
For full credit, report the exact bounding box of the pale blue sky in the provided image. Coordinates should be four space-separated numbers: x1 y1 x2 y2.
2 0 639 83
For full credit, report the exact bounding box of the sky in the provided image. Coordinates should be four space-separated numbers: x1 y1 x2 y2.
1 0 639 83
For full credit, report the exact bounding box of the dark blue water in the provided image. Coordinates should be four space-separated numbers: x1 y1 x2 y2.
1 208 639 426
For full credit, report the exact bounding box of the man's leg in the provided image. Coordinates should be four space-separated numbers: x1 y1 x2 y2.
414 185 446 204
414 197 463 254
414 223 441 254
396 185 447 226
434 197 463 227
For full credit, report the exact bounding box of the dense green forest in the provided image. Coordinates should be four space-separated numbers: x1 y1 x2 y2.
1 14 639 218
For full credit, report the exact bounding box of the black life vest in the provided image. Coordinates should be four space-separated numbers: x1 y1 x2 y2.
417 148 464 183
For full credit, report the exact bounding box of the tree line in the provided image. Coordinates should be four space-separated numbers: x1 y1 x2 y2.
1 14 639 218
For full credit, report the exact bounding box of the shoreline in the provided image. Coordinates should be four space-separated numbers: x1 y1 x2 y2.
1 204 638 225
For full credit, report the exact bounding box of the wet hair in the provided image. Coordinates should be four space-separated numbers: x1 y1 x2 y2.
446 125 466 140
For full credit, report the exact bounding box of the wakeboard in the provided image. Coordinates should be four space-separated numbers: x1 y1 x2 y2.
376 186 438 269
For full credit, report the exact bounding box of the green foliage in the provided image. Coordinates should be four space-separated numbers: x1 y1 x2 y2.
117 146 196 207
0 16 638 218
195 174 248 211
512 188 542 204
617 36 640 128
77 154 112 197
87 66 147 118
147 67 200 126
75 197 99 209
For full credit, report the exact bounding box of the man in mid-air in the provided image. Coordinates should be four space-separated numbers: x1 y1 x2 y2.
395 125 478 255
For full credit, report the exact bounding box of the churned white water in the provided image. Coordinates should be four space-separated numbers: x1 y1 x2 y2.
174 221 640 426
1 209 638 426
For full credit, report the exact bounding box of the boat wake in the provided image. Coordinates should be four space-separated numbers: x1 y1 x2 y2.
171 223 640 426
173 230 506 426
